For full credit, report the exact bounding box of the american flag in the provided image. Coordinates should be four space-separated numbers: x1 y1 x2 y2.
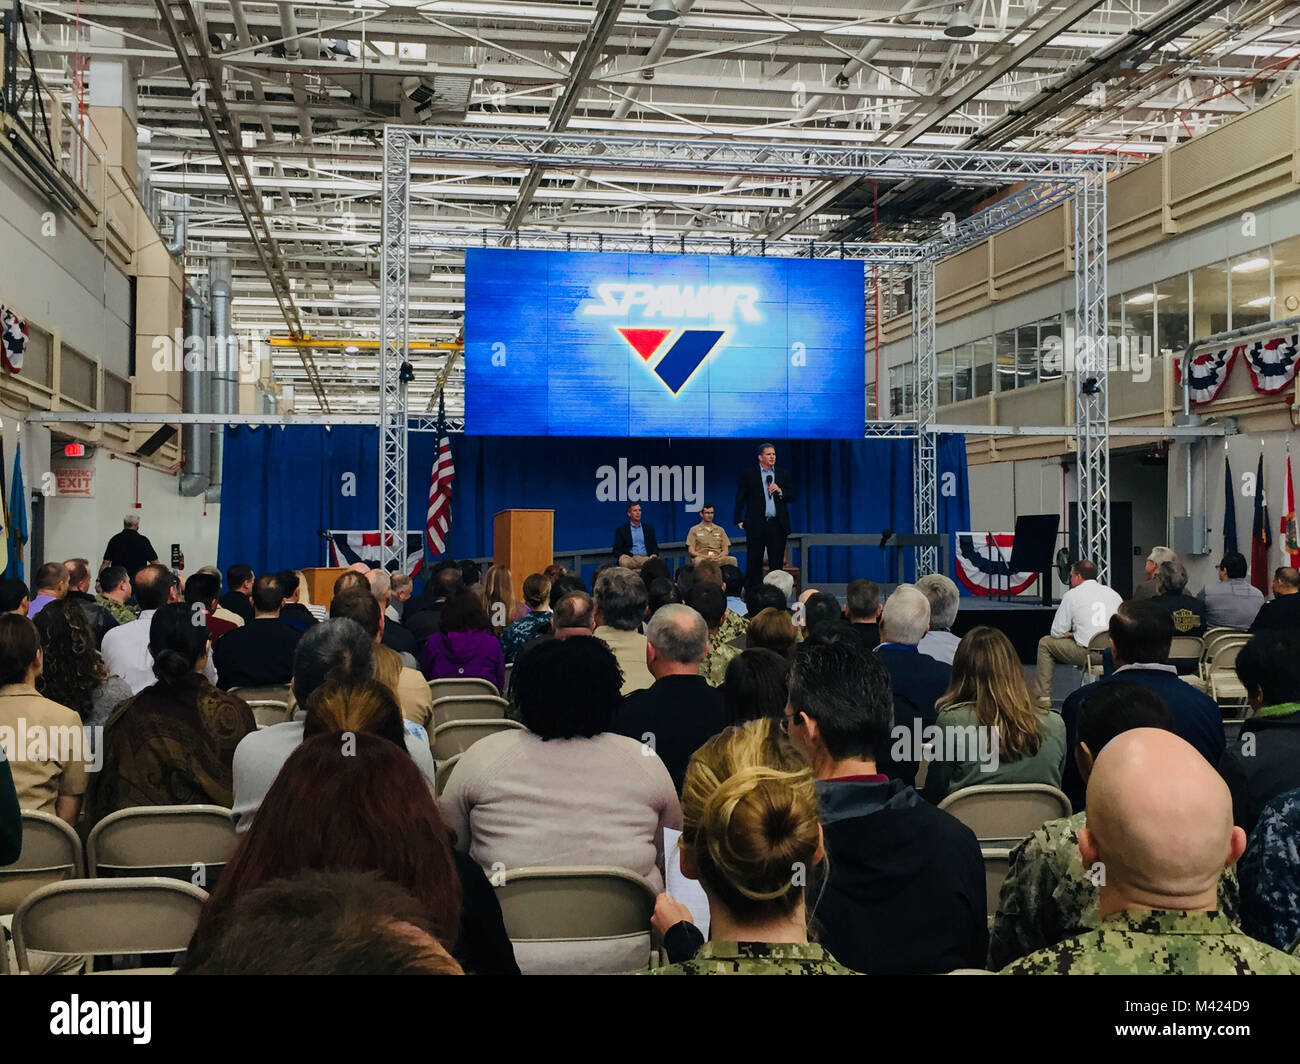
426 392 455 560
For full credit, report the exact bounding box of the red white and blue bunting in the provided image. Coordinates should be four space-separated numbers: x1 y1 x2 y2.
0 305 26 375
955 532 1039 597
1176 330 1300 402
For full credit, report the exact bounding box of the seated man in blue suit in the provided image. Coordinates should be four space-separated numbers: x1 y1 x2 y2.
1060 599 1225 811
612 503 659 571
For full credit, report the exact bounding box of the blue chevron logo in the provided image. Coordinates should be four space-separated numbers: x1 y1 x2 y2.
616 327 727 394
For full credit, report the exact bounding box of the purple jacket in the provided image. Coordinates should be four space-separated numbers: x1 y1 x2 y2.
420 629 505 693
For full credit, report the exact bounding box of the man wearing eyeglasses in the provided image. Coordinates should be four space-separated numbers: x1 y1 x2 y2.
734 442 795 592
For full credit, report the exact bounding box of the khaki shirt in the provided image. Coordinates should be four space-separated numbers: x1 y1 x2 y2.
0 683 89 814
594 627 654 695
687 522 731 559
398 666 434 730
212 606 246 628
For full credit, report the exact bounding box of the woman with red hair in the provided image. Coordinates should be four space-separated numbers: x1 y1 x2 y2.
187 727 518 974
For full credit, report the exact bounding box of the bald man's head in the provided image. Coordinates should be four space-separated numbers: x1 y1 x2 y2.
1081 729 1245 915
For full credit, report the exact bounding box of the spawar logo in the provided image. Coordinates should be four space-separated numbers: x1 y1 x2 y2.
581 283 761 395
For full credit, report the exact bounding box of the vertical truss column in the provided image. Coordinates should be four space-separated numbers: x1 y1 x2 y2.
379 127 411 570
912 256 938 576
1073 169 1111 584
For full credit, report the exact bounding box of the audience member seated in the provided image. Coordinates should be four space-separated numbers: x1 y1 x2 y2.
646 577 681 617
693 560 746 648
86 603 256 827
1198 550 1265 630
184 571 237 643
611 604 725 792
692 582 740 688
277 569 320 633
0 578 27 616
26 561 68 620
62 558 117 646
501 573 553 664
402 562 463 644
94 565 137 625
1237 785 1300 953
613 502 659 570
1134 545 1177 601
745 607 797 659
1148 558 1205 638
103 565 217 693
875 584 952 734
0 614 87 824
420 588 506 694
195 728 517 975
440 635 680 901
333 569 368 597
548 572 587 609
722 647 789 726
365 569 418 664
745 582 788 620
762 568 795 605
0 753 17 865
387 571 413 624
180 870 464 975
219 563 255 625
721 564 747 618
843 578 882 652
33 598 132 743
1060 600 1225 810
552 591 596 639
232 620 433 831
1250 566 1300 632
776 645 986 973
213 574 303 690
922 626 1066 802
801 591 841 639
592 567 654 694
1002 728 1299 974
481 563 524 637
1219 631 1300 834
459 560 484 597
649 717 857 975
915 574 961 665
1034 560 1122 707
330 590 432 731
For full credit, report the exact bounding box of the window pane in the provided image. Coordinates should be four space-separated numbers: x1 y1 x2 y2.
104 372 130 413
23 322 52 387
1155 275 1190 360
972 336 994 397
1039 315 1063 381
1191 260 1229 338
61 345 97 407
937 346 953 406
1123 286 1155 374
1229 249 1272 329
953 342 973 402
1274 234 1300 319
996 329 1017 392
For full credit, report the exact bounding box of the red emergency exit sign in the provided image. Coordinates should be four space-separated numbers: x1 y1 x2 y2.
63 443 85 458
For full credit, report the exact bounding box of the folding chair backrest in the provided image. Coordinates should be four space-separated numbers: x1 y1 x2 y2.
12 878 208 973
1208 639 1248 673
494 866 657 975
435 753 462 798
244 699 292 727
1203 631 1249 663
937 784 1073 846
0 811 84 916
1086 629 1110 660
431 718 524 760
87 805 238 883
982 848 1012 921
429 677 499 699
1168 635 1204 662
432 694 509 728
229 684 293 705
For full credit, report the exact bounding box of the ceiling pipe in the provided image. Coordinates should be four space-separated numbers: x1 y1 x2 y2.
179 284 211 496
164 192 188 256
207 253 235 505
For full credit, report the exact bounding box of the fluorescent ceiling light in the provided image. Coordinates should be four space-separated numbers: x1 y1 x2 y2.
1246 296 1273 308
1126 292 1155 305
1231 257 1270 273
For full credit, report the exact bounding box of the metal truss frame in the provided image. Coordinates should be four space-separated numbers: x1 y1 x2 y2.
380 125 1111 576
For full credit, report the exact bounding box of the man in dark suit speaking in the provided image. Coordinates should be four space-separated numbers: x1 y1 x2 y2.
734 441 795 590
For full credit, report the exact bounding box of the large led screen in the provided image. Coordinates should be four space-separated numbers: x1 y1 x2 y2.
464 249 865 437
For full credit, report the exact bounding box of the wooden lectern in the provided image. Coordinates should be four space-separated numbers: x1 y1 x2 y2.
493 509 554 602
300 567 350 611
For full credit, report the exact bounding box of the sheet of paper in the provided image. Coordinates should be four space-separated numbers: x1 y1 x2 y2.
664 826 710 939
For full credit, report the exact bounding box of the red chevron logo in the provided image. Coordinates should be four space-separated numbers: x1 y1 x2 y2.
616 327 672 361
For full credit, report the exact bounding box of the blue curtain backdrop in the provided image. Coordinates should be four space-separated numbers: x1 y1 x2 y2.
219 427 970 588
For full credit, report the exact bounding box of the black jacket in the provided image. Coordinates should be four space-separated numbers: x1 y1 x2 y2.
279 602 318 633
67 589 118 648
612 521 659 561
382 618 420 660
610 674 726 793
1149 591 1206 637
213 618 302 690
733 465 795 534
451 851 520 975
219 591 255 624
812 778 987 974
1250 593 1300 633
102 528 157 578
1220 709 1300 834
875 645 950 732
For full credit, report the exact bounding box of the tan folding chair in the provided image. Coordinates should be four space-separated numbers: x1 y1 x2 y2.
1200 631 1250 679
0 811 84 917
431 694 509 728
87 805 238 888
429 677 499 699
1168 635 1204 663
12 878 208 974
1206 640 1251 712
230 684 293 704
981 847 1013 922
431 718 524 760
1085 630 1110 679
494 865 657 975
244 699 292 727
434 753 462 797
937 784 1073 847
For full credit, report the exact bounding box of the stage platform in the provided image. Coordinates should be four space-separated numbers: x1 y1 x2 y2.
952 599 1056 665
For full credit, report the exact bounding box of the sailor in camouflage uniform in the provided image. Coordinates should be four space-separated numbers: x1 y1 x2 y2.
1001 727 1299 975
651 940 856 975
1237 785 1300 953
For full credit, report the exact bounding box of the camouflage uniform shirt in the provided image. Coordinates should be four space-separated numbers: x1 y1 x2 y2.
95 594 139 626
1238 785 1300 952
698 611 746 688
988 810 1240 970
715 609 747 649
650 940 857 975
1000 909 1300 974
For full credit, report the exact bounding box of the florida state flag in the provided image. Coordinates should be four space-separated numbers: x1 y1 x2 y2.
1283 452 1300 567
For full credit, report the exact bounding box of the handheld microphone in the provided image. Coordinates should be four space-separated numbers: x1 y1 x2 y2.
880 527 893 549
